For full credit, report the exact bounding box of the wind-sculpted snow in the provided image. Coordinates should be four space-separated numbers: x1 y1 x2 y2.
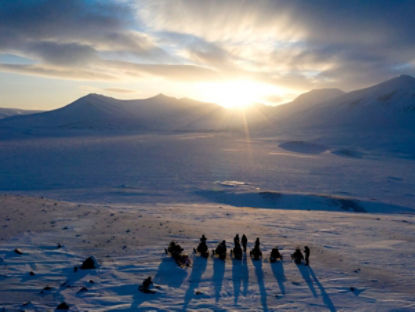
1 195 415 311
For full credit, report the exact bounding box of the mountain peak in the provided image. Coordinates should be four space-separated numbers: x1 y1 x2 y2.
152 93 174 100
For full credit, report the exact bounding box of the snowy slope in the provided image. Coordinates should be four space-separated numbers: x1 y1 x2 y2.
1 195 415 311
1 75 414 136
275 75 415 130
271 88 345 118
0 107 42 119
0 94 228 131
0 94 274 133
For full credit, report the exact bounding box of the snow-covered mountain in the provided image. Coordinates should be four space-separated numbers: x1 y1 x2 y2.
1 75 414 134
0 93 274 133
0 107 42 119
274 75 415 130
0 93 227 131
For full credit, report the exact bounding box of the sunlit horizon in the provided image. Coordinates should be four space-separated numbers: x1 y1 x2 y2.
1 1 414 110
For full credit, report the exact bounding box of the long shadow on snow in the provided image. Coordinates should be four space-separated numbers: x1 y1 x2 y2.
154 257 187 288
232 254 249 305
213 257 225 303
183 256 208 310
308 266 336 312
270 261 286 296
129 287 163 311
297 264 318 298
252 258 268 311
297 264 336 312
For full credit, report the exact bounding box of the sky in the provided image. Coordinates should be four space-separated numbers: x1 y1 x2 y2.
0 0 414 110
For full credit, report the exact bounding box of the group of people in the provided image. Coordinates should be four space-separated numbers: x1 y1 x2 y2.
165 241 191 267
291 246 310 266
166 234 310 266
142 236 310 294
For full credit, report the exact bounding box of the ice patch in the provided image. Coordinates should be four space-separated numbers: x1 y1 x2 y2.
216 180 248 187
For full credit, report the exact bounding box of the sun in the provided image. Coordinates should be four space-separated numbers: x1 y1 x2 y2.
194 79 282 109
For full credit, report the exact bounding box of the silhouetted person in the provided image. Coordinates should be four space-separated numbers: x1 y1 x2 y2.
231 238 243 260
234 234 240 245
167 241 183 258
241 234 248 252
196 235 209 257
304 246 310 266
139 276 155 293
167 241 190 267
250 237 262 260
215 240 227 260
270 246 283 262
291 248 304 265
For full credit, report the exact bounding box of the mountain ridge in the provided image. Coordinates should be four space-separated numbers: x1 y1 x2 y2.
1 75 414 134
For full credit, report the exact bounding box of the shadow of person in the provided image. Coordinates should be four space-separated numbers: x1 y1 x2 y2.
213 257 226 303
183 256 208 310
297 264 318 297
270 261 286 296
154 257 188 288
308 266 336 312
129 287 162 311
232 257 249 305
252 258 268 311
241 254 249 297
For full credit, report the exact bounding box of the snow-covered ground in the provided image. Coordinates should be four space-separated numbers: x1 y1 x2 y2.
1 195 415 311
1 132 415 310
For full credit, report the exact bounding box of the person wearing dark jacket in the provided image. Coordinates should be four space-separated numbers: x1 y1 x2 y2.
304 246 310 266
234 234 240 246
232 237 243 260
241 234 248 252
270 247 283 262
196 235 209 257
291 248 304 265
250 237 262 260
139 276 155 293
215 240 227 260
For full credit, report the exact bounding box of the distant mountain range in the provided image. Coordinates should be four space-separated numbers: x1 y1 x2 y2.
1 75 414 134
274 74 415 131
0 107 42 119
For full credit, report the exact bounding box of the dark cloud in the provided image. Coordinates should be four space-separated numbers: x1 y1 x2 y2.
1 0 415 91
139 0 415 89
28 42 98 66
0 0 168 66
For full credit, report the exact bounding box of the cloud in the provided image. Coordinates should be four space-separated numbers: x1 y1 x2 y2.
0 0 170 66
104 88 135 94
0 0 415 94
137 0 415 89
0 63 114 80
105 60 220 81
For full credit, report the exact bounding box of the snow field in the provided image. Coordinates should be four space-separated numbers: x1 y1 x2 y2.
1 195 415 311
